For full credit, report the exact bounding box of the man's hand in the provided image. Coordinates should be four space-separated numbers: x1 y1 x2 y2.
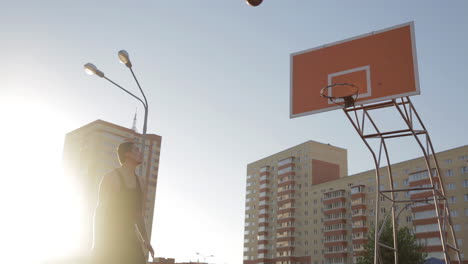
144 240 154 260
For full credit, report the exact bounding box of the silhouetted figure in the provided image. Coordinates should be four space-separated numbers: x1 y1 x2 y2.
92 142 154 264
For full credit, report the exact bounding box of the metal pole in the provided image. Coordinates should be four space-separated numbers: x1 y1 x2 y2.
340 97 461 264
127 67 149 195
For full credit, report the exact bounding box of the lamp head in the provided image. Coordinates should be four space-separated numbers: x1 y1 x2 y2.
84 63 105 78
118 50 132 68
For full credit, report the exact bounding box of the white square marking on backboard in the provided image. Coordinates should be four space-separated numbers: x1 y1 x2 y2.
327 65 372 104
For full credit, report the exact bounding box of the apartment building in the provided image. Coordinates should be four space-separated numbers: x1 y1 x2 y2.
63 119 162 254
243 141 468 264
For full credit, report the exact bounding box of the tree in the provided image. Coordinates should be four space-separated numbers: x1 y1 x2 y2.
357 220 427 264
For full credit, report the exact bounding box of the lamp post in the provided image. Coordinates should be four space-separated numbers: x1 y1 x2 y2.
84 50 149 173
196 252 214 264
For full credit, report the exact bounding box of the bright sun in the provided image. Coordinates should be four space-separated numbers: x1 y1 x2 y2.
0 99 84 264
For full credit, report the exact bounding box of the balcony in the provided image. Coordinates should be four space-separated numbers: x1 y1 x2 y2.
277 213 295 220
351 198 365 206
276 244 295 251
351 204 366 211
352 226 368 233
351 209 366 217
276 231 294 239
350 185 365 194
277 193 295 202
277 207 295 215
408 169 437 182
276 236 295 243
260 175 268 181
278 157 294 167
278 175 295 183
324 218 347 225
278 171 295 180
260 166 269 173
324 240 348 248
277 217 296 224
325 210 346 219
278 180 295 188
352 237 368 245
353 244 365 252
352 221 366 229
277 188 295 196
351 215 367 222
278 165 293 175
323 190 346 200
324 249 348 258
276 226 295 233
323 202 346 211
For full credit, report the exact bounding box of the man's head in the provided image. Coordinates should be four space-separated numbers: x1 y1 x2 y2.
117 142 143 165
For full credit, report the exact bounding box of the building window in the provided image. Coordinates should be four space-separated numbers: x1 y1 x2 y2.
404 179 409 186
451 210 458 217
465 194 468 201
464 180 468 188
445 159 453 165
406 216 412 222
446 169 454 177
449 196 456 204
462 166 468 174
447 183 456 190
465 208 468 216
454 225 461 231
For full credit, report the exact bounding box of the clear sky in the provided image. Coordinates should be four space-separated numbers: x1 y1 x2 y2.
1 1 467 264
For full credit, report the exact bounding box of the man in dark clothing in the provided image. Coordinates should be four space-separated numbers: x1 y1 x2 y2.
92 142 154 264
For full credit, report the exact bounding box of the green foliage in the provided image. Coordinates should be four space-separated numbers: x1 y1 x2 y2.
357 220 427 264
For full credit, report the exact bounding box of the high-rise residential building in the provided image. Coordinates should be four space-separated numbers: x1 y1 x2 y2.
63 119 162 254
243 141 468 264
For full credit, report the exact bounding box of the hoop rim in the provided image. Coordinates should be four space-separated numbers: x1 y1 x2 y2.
319 83 359 100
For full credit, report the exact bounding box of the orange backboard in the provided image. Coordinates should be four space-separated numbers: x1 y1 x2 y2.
290 22 420 118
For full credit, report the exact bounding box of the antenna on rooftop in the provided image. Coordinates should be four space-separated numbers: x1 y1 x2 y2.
131 108 138 132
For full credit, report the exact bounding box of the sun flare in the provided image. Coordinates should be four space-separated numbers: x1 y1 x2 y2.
0 98 84 264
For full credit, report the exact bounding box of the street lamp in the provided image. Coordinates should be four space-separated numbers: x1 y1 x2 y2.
196 252 214 263
84 50 149 171
117 50 149 139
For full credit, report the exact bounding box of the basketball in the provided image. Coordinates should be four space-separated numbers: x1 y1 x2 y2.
246 0 263 7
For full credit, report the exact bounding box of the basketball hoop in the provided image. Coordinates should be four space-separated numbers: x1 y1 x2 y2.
320 83 359 108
